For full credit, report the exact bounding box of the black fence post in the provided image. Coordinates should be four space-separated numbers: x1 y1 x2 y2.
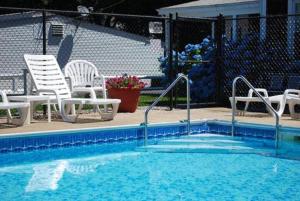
42 10 47 55
174 13 179 108
168 13 174 110
23 69 28 95
42 10 47 115
215 14 224 106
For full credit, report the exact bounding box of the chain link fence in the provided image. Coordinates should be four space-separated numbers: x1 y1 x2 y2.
1 7 299 113
0 7 167 98
222 14 300 112
0 10 43 95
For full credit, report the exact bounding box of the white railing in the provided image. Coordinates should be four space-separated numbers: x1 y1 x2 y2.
144 73 190 145
232 76 280 148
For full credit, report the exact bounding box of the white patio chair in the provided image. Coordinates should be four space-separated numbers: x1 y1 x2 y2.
0 91 30 125
229 88 300 118
64 60 107 112
271 89 300 119
64 60 106 100
24 54 121 122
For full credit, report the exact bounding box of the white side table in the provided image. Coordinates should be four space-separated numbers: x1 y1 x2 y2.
8 95 51 124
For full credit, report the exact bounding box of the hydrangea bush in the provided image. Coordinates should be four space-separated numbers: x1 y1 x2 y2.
222 32 300 95
158 36 216 102
223 33 261 87
159 31 300 103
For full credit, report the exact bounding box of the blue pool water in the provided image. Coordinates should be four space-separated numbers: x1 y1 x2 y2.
0 132 300 201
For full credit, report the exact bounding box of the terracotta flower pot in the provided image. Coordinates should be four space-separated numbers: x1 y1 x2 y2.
108 88 141 113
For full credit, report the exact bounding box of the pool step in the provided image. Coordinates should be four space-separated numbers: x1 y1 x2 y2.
160 135 272 147
138 134 275 154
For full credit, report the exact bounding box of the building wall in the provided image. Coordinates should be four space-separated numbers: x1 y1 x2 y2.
46 15 164 76
0 13 164 93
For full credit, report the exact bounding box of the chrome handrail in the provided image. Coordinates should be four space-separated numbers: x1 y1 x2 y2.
232 76 280 148
144 73 190 145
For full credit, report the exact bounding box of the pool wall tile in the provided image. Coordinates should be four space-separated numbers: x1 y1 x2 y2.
0 121 284 153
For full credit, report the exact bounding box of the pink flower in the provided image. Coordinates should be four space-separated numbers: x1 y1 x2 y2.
106 75 146 90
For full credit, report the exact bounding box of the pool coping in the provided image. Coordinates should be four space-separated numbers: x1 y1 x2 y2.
0 119 206 138
0 118 300 138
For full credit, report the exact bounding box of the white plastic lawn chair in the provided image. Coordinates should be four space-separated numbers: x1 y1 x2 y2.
229 88 281 116
271 89 300 119
64 60 107 112
64 60 107 100
24 54 121 122
0 91 30 125
229 88 300 118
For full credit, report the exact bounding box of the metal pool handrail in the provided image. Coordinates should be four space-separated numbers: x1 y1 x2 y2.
144 73 190 145
232 76 280 148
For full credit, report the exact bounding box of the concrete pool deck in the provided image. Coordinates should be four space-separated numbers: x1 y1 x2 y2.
0 107 299 135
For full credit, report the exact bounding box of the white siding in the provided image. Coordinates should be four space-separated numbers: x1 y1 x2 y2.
0 14 164 93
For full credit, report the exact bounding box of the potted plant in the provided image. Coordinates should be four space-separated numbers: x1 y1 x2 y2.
106 75 146 112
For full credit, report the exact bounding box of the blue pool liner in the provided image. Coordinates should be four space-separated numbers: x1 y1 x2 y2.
0 120 298 153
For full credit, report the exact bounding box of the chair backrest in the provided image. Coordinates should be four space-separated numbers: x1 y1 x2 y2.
24 54 71 100
64 60 99 87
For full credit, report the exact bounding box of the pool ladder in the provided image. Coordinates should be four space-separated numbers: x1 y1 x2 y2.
232 76 280 149
143 73 191 145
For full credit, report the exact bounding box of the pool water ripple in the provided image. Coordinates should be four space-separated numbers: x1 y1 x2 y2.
0 135 299 201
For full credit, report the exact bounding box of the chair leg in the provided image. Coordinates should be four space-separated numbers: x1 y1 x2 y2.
11 107 30 126
244 101 250 114
75 104 82 122
47 100 51 123
90 90 101 113
71 104 76 115
288 102 300 119
111 103 119 118
53 104 58 113
275 102 285 117
61 101 78 123
66 104 71 115
288 102 296 115
61 101 69 122
6 109 12 124
103 89 108 112
98 103 119 120
30 102 35 122
77 104 83 114
265 100 276 116
276 104 280 111
20 107 30 125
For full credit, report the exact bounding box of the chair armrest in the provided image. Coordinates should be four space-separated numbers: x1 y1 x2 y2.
284 89 300 95
93 75 102 84
93 75 107 99
93 75 106 88
94 75 102 79
248 88 268 97
38 89 68 111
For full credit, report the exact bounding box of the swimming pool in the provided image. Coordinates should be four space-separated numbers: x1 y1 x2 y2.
0 121 300 200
